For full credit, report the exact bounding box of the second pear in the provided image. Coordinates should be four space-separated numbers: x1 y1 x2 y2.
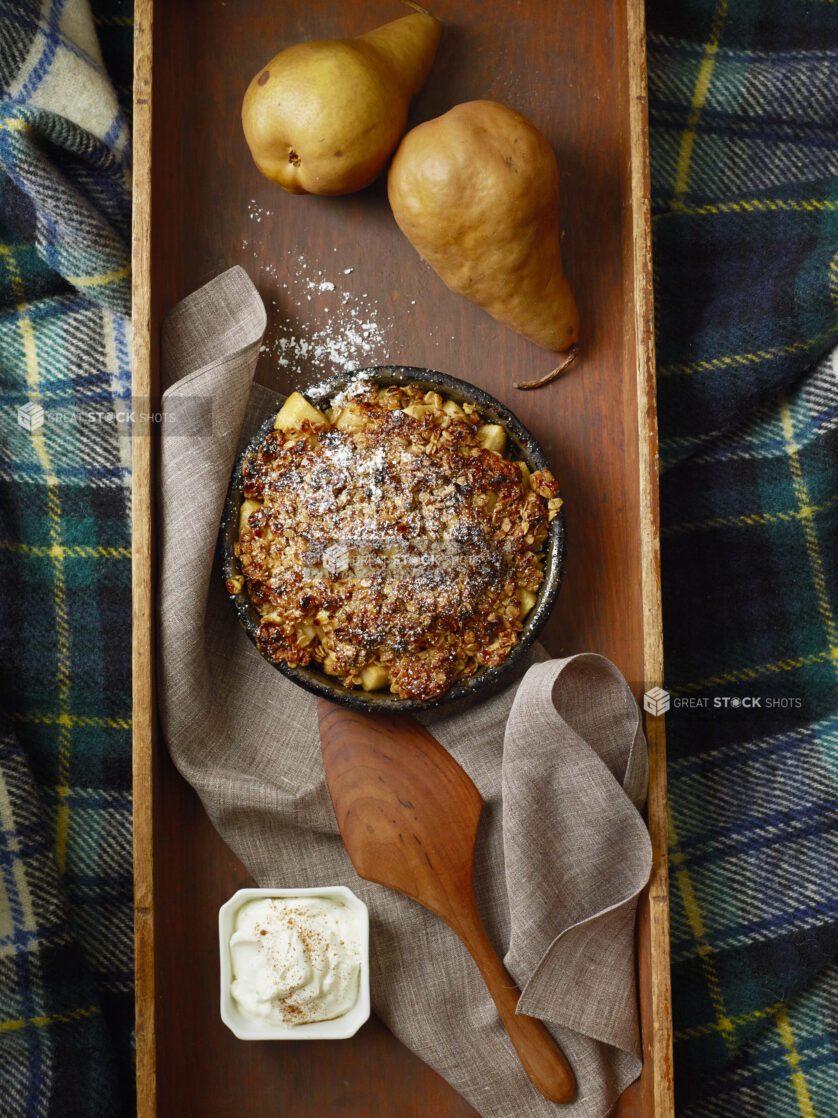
388 101 579 355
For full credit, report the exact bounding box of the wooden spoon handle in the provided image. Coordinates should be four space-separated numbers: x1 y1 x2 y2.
457 909 576 1105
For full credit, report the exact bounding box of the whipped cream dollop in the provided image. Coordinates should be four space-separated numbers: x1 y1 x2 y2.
229 896 361 1026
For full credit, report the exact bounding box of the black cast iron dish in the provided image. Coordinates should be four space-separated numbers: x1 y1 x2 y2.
219 366 565 713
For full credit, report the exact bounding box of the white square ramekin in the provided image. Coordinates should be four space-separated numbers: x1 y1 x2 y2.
219 885 371 1040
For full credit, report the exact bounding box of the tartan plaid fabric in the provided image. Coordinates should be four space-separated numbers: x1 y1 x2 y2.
0 1 133 1114
648 0 838 1112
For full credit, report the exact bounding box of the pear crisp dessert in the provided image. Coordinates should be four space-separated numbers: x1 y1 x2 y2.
231 378 562 702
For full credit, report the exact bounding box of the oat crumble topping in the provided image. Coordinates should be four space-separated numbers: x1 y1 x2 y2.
232 379 561 701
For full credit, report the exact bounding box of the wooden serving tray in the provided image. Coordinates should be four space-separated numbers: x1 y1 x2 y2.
131 1 673 1114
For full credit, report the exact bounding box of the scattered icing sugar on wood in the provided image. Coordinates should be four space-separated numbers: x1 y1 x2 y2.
267 256 390 374
238 234 399 377
239 215 454 377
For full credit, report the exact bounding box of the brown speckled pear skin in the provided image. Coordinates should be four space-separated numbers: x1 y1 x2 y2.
388 100 580 353
241 13 440 196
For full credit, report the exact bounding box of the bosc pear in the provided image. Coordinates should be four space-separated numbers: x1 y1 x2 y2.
388 101 579 367
242 10 440 196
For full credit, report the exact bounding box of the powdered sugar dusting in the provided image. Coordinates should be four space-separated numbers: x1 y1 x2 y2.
238 227 401 378
239 204 461 380
310 369 375 408
237 380 557 699
267 255 393 375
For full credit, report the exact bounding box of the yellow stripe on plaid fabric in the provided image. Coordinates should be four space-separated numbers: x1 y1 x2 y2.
675 648 836 694
0 540 130 559
664 492 838 536
775 1007 816 1118
0 245 73 874
669 808 738 1054
670 0 728 207
779 393 838 682
661 325 838 377
675 1000 786 1042
0 117 29 132
63 263 130 288
830 249 838 303
0 1004 100 1034
11 711 131 731
674 197 838 217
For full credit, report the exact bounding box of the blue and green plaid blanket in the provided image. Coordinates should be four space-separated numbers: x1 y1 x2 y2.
0 1 133 1114
649 0 838 1113
0 0 836 1115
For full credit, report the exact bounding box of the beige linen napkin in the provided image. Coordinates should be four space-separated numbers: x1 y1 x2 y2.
158 266 653 1118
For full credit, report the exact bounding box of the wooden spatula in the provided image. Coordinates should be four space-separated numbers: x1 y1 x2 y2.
318 699 576 1105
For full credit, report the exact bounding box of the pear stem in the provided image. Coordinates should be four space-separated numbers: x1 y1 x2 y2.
514 345 578 390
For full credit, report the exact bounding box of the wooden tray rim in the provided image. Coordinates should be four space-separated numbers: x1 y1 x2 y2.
129 1 673 1113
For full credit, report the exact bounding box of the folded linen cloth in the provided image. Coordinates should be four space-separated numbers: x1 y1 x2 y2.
157 266 653 1118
